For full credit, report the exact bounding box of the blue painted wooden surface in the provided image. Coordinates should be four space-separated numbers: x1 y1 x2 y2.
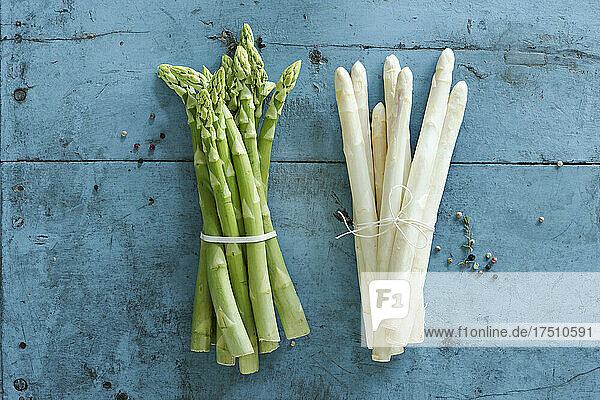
2 1 600 399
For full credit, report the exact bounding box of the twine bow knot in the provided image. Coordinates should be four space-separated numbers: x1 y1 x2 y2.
335 184 434 249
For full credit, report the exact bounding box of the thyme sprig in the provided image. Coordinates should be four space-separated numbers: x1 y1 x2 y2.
457 214 475 271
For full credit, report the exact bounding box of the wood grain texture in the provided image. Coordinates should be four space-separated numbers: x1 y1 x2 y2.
2 1 600 163
2 0 600 399
3 162 600 399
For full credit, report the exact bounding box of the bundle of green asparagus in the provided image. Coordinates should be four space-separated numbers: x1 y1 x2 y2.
157 24 308 374
335 49 468 361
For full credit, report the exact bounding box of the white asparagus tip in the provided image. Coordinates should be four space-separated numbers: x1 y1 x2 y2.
334 66 352 88
384 54 400 71
449 81 468 104
372 102 385 118
437 48 455 68
351 60 366 75
398 66 413 87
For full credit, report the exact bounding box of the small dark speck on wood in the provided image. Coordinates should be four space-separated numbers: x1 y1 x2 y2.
13 378 27 391
309 48 327 66
208 29 237 54
467 19 473 34
82 363 98 380
256 36 265 50
13 88 27 102
190 8 201 15
148 197 155 205
102 381 112 389
115 391 128 400
12 216 24 229
201 20 214 26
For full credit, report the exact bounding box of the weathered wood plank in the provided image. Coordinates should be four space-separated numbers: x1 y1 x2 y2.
4 0 600 51
2 161 600 398
2 1 600 163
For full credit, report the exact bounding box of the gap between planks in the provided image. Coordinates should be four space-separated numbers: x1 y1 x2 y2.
0 160 597 166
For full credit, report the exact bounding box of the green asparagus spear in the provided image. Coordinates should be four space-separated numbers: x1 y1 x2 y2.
215 325 235 366
158 65 213 351
190 240 213 352
197 88 260 374
232 51 310 340
234 46 263 178
210 68 245 235
239 24 276 127
221 104 281 344
258 60 302 187
158 64 253 357
195 136 253 358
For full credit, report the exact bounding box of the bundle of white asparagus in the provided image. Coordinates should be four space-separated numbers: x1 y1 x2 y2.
335 49 468 361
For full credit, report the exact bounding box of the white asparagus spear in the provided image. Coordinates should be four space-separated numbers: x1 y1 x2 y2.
368 101 386 351
335 66 379 346
371 102 387 216
382 54 401 215
351 62 372 342
383 55 411 187
371 68 413 361
376 67 413 275
379 56 400 215
335 67 378 268
372 68 412 361
408 81 468 343
383 55 401 144
351 61 374 193
387 48 455 347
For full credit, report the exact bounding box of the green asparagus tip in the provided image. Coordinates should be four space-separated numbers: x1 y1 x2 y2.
234 46 251 81
157 64 188 98
157 64 175 83
197 88 215 123
240 24 265 80
211 67 226 101
202 66 213 80
157 63 171 76
221 55 235 89
162 64 208 93
221 54 234 69
284 60 302 92
241 24 254 46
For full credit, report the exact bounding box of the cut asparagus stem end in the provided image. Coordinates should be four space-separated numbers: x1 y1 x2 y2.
258 340 280 354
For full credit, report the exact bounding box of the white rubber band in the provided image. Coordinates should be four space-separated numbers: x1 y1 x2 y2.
200 230 277 244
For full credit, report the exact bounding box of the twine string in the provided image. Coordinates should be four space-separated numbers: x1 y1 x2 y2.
335 184 434 249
